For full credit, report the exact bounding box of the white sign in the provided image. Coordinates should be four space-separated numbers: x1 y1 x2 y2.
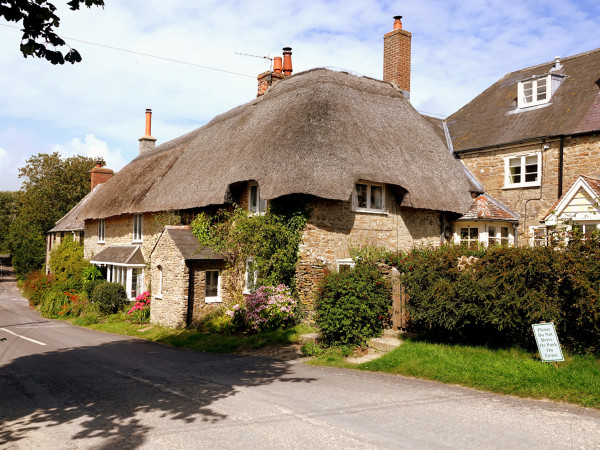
532 322 564 362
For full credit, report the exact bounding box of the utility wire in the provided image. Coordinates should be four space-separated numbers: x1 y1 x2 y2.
0 23 255 78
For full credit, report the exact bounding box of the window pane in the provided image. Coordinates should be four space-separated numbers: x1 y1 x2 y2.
206 271 219 297
460 228 469 239
536 78 547 100
370 185 383 210
525 157 538 182
469 228 479 239
509 160 521 184
356 184 367 208
489 226 496 238
249 185 258 213
501 227 509 238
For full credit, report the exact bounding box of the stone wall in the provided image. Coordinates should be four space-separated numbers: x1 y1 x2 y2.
458 133 600 241
149 228 189 328
189 261 238 324
296 193 442 310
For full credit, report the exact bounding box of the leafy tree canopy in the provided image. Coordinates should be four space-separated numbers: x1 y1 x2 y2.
17 152 97 234
0 0 104 64
0 191 18 252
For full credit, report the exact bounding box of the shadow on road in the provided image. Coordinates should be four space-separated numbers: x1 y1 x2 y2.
0 338 316 447
0 254 16 282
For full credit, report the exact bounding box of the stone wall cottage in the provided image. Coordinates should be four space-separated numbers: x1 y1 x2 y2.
446 48 600 244
76 18 475 327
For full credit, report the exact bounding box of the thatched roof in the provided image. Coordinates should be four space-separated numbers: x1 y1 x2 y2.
448 48 600 152
49 184 105 233
78 68 472 220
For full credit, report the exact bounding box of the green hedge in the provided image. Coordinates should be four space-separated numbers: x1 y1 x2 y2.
91 282 128 315
316 263 392 347
386 240 600 354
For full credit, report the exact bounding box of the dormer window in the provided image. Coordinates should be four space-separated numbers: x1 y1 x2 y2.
517 73 564 109
248 182 267 214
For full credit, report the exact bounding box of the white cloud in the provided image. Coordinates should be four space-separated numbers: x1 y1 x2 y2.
0 147 6 164
52 135 127 172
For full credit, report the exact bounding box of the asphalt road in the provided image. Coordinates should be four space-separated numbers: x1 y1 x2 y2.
1 257 600 449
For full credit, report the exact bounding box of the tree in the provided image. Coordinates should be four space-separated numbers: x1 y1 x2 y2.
0 191 17 253
7 152 97 278
0 0 104 64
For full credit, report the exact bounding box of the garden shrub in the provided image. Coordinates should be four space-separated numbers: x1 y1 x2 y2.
316 263 392 347
39 291 71 318
21 270 54 306
91 282 128 315
84 279 106 299
48 235 94 291
244 285 298 332
390 240 600 354
126 291 151 324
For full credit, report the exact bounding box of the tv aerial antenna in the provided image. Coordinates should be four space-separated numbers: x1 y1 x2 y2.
235 51 273 71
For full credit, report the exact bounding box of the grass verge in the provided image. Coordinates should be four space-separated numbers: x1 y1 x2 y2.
82 316 315 353
308 339 600 409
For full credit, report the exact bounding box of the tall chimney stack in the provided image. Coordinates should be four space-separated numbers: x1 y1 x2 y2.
383 15 411 99
90 160 114 191
257 47 293 96
138 108 157 154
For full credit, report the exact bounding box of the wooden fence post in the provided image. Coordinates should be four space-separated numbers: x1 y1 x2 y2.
391 267 407 330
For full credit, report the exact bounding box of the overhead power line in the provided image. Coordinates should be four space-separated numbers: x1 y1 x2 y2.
0 23 255 78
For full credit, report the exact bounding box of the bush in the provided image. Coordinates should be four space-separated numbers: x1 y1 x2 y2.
126 291 151 324
316 263 392 347
48 235 94 291
91 282 128 315
244 285 298 332
21 270 55 306
392 240 600 354
39 291 71 318
84 278 106 299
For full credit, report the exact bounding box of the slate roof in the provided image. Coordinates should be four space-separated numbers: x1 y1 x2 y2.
456 194 520 223
76 68 473 221
447 48 600 152
90 245 145 265
164 227 224 261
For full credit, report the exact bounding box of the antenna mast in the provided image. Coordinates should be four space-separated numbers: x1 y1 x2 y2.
235 52 273 71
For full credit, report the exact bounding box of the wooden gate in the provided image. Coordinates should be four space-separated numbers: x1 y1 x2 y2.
391 268 408 330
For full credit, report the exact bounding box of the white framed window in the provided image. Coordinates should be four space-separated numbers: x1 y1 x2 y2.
460 226 479 248
205 270 221 303
530 226 547 247
518 75 550 108
103 264 145 301
336 258 355 273
352 182 385 212
97 219 105 243
488 226 510 247
244 258 258 293
133 214 143 242
572 222 600 239
505 153 541 188
248 183 267 214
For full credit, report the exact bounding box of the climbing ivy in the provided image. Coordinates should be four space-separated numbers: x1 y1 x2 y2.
191 202 309 290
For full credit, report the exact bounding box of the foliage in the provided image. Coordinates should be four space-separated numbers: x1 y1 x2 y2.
127 291 151 324
0 0 105 64
0 191 17 253
388 240 600 354
316 263 392 347
191 203 309 290
10 225 46 280
48 235 93 290
83 278 105 299
21 270 55 306
243 285 298 332
300 341 326 357
91 282 128 315
39 291 71 318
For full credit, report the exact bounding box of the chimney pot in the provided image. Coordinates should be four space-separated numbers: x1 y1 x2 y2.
90 161 113 191
282 47 293 76
139 108 157 154
393 15 403 30
273 56 283 74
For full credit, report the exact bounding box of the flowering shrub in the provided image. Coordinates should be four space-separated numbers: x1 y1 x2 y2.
244 285 297 332
22 270 54 306
127 291 151 324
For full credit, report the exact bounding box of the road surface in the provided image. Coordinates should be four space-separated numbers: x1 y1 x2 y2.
1 257 599 449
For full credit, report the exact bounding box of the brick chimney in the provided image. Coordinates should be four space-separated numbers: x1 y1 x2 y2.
138 108 157 154
383 16 411 99
90 160 114 191
257 47 293 96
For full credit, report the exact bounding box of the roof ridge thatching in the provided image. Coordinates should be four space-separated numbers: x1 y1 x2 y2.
78 68 472 220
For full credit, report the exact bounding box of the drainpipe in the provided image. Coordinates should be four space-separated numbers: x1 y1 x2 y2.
558 136 565 198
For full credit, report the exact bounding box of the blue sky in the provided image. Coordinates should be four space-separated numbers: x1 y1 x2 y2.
1 0 599 191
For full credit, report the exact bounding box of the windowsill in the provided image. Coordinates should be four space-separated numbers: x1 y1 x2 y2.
154 294 163 300
205 298 222 304
352 208 388 216
132 240 143 244
502 183 541 190
97 241 105 244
